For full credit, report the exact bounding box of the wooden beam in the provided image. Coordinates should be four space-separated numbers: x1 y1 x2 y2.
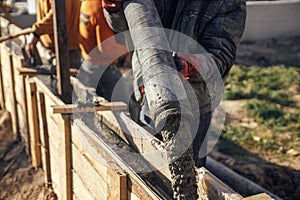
50 102 127 114
38 92 52 188
18 67 78 77
9 52 20 137
0 28 32 43
20 67 31 154
52 0 71 103
27 81 42 168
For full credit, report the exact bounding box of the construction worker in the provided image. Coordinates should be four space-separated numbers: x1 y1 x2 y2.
25 0 81 69
102 0 246 168
78 0 129 94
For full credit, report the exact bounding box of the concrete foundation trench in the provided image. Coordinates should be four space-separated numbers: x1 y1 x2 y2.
1 0 295 197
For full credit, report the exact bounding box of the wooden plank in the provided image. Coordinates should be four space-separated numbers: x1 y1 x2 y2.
72 121 129 199
97 111 170 175
18 67 78 77
241 193 274 200
0 28 32 43
38 92 52 188
128 174 164 200
12 53 30 151
8 50 19 135
72 144 106 198
49 137 62 198
33 79 66 198
0 43 5 109
50 102 127 114
120 173 128 200
26 79 42 168
21 74 30 153
107 168 127 200
53 0 71 103
33 77 65 106
97 111 243 200
62 114 72 200
73 119 162 200
202 169 242 200
71 124 111 181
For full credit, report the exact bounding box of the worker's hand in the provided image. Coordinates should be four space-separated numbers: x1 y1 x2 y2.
25 32 39 62
174 54 200 80
102 0 124 12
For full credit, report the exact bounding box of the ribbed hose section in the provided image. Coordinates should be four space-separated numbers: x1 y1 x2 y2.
123 1 198 199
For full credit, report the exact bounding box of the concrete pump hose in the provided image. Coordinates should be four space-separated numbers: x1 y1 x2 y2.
123 0 198 199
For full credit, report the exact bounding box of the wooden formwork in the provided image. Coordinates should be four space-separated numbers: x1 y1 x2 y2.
25 76 164 200
0 16 274 200
0 17 165 199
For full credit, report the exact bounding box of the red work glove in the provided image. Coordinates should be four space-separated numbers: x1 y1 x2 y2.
174 54 200 80
102 0 124 12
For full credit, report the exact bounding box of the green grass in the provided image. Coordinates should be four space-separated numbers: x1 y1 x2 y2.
226 65 299 106
222 65 300 154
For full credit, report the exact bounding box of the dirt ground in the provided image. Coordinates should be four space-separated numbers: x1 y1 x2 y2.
209 100 300 200
209 35 300 200
0 110 55 200
236 34 300 67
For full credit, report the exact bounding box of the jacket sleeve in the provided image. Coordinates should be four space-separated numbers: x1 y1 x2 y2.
199 0 246 78
103 8 128 33
31 2 54 36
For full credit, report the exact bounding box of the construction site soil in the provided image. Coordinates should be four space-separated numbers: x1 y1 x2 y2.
1 35 300 199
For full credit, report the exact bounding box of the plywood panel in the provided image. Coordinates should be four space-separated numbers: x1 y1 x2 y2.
71 121 128 200
72 144 106 198
49 140 62 198
72 171 96 200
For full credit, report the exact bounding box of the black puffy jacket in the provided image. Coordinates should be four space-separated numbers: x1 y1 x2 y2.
156 0 246 78
104 0 246 113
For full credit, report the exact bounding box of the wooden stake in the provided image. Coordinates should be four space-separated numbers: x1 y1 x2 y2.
28 81 42 168
52 0 71 104
38 92 52 188
9 53 20 136
62 114 72 200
